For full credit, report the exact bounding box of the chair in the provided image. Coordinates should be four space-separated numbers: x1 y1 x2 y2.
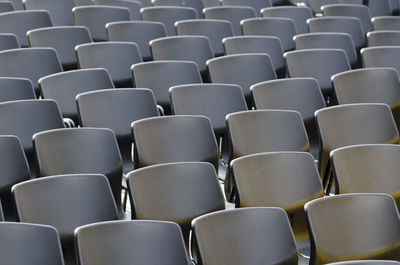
75 220 191 265
315 103 399 189
241 17 296 51
141 6 197 36
94 0 142 20
76 42 142 87
72 6 131 41
261 6 313 34
203 0 219 7
361 46 400 76
0 10 53 47
284 48 351 101
307 0 363 14
32 128 124 215
131 115 219 169
27 26 92 70
191 207 298 265
305 193 400 265
128 162 225 245
0 222 64 265
220 0 272 16
203 6 256 36
308 17 365 49
135 0 150 6
106 21 166 61
175 19 234 57
251 78 325 159
131 60 202 113
75 0 94 5
77 88 159 174
0 77 36 103
0 1 14 13
207 53 276 103
321 4 373 34
0 48 62 96
151 0 204 17
23 0 75 26
372 16 400 30
367 30 400 47
367 0 392 17
150 36 214 78
0 33 19 51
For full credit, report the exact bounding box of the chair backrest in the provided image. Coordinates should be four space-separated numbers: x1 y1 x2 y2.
106 21 166 60
12 174 119 243
141 6 197 36
75 0 94 5
132 60 202 110
372 16 400 30
170 83 247 137
0 48 62 95
0 10 53 47
0 222 65 265
261 6 313 34
76 220 191 265
131 115 218 169
192 207 298 265
220 0 272 16
367 0 392 17
94 0 142 20
175 19 234 57
23 0 75 26
0 33 19 51
367 30 400 47
0 1 15 13
0 77 35 103
27 26 92 70
305 193 400 265
39 68 114 122
203 6 256 35
72 6 131 41
76 42 142 87
361 46 400 75
241 17 296 51
307 0 363 13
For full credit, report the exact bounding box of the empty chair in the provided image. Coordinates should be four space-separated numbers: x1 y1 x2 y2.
152 0 204 16
75 220 191 265
39 68 114 124
0 1 14 13
241 17 296 51
135 0 150 6
72 6 131 41
305 193 400 265
0 222 64 265
77 88 159 174
294 33 358 67
221 0 272 15
372 16 400 30
285 49 351 101
0 10 52 47
106 21 166 61
203 6 256 36
27 26 92 70
251 78 325 158
261 6 313 34
76 42 142 87
132 60 202 112
175 19 234 57
32 128 124 214
0 48 62 95
307 0 363 14
308 17 365 49
367 0 392 17
128 162 225 244
203 0 220 7
315 103 399 188
75 0 94 5
362 46 400 76
94 0 142 20
141 6 197 36
23 0 75 26
367 30 400 47
0 33 19 51
0 77 36 103
191 207 298 265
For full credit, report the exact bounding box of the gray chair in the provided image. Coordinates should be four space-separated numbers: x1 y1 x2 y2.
0 33 19 51
135 0 150 6
76 42 142 87
27 26 92 70
372 16 400 30
0 1 14 13
203 0 219 7
367 0 392 17
367 30 400 47
0 77 36 103
151 0 204 17
106 21 166 61
307 0 363 14
75 0 94 5
23 0 75 26
75 220 191 265
261 6 313 34
94 0 142 20
220 0 272 16
361 46 400 76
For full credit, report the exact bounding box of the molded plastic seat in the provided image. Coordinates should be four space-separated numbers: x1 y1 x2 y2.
76 42 142 87
367 30 400 47
0 33 19 51
72 6 131 41
75 0 94 5
175 19 234 57
141 6 197 36
0 1 14 13
77 88 159 174
75 220 191 265
203 6 256 36
106 21 166 60
135 0 150 6
27 26 92 70
151 0 204 17
261 6 313 34
0 77 35 103
241 17 296 51
23 0 75 26
372 16 400 30
191 207 298 265
367 0 392 17
0 222 64 265
39 68 114 123
32 128 124 213
203 0 220 7
307 0 363 14
361 46 400 76
221 0 272 16
305 194 400 265
94 0 142 20
128 162 225 244
0 10 53 47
